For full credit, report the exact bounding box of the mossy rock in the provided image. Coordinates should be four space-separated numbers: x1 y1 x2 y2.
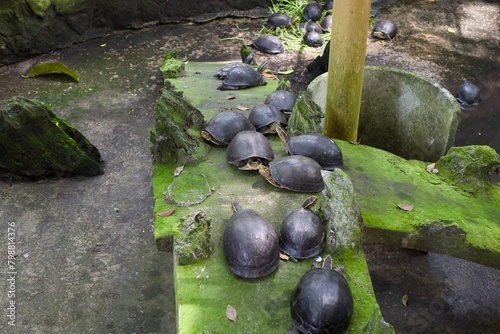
436 145 500 193
287 90 323 136
150 87 206 165
0 96 103 179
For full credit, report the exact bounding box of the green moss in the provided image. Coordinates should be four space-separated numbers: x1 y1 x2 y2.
338 140 500 266
436 145 500 193
53 0 88 15
26 0 51 18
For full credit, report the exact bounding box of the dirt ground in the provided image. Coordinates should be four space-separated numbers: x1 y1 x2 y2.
1 0 499 333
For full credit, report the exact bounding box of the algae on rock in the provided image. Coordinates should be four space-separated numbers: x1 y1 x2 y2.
287 90 323 136
0 96 103 179
174 210 212 265
436 145 500 193
150 87 205 165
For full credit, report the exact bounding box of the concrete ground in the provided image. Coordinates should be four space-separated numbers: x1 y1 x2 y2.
1 0 499 333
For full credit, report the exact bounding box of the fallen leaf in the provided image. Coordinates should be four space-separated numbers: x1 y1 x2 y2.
236 105 249 111
158 207 175 217
277 69 294 75
279 252 290 261
226 304 237 322
174 165 184 177
447 27 456 34
421 33 432 38
402 293 409 306
100 43 107 47
23 61 80 82
262 72 278 79
426 163 435 173
225 95 235 100
398 204 414 211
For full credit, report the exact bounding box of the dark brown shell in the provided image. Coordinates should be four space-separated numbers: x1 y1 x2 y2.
291 263 354 333
286 133 343 170
250 35 284 54
226 130 274 169
268 155 324 193
248 104 288 133
202 111 256 145
222 201 280 278
279 199 324 258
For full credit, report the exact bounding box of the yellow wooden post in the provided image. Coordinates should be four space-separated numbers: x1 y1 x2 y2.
324 0 372 141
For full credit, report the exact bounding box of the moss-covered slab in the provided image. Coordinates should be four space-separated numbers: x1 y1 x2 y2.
338 141 500 268
153 62 394 333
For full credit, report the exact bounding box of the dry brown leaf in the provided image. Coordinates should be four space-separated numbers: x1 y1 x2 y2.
426 163 435 173
262 72 278 80
158 207 175 217
279 252 290 261
226 304 237 322
236 105 249 111
225 95 235 100
398 204 414 211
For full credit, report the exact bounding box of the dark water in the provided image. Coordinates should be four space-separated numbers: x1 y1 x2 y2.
453 67 500 183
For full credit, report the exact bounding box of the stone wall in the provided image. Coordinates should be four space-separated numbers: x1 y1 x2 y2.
0 0 271 65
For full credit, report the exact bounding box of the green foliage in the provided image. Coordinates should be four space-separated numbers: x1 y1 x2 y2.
256 0 331 52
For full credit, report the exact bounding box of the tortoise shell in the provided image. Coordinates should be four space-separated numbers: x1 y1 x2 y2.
279 197 324 259
290 256 354 333
226 130 275 170
201 111 256 145
222 201 280 278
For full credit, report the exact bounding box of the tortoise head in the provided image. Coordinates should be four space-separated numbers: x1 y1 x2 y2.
239 158 264 171
201 130 218 144
258 165 283 189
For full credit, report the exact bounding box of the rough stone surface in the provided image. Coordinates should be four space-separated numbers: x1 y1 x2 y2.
174 210 212 265
320 169 363 251
308 67 461 162
150 87 206 165
287 90 323 136
0 0 271 65
436 145 500 193
0 96 103 179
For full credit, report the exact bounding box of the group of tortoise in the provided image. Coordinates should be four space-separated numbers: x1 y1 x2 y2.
223 197 354 334
202 60 353 332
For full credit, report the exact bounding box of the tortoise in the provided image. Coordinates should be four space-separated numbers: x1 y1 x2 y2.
279 196 324 259
259 155 324 193
248 104 288 134
214 63 253 79
217 62 268 90
320 15 332 32
302 21 323 33
371 19 398 41
456 81 481 107
276 128 343 170
250 35 285 54
303 31 323 48
303 1 323 22
266 13 292 29
290 255 354 334
201 111 256 145
264 90 297 116
222 200 280 278
226 130 275 170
